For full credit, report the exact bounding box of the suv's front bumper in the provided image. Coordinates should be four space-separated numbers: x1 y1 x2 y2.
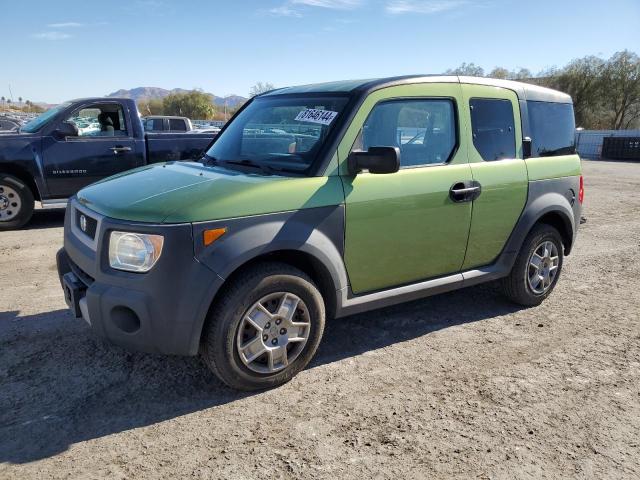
57 200 224 356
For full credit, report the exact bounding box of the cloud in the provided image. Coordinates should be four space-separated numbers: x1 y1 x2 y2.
32 31 72 40
386 0 470 14
269 4 303 16
291 0 363 8
47 22 83 28
269 0 363 16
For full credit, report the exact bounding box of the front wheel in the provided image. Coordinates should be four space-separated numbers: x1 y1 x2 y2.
201 262 325 391
0 175 34 230
501 224 564 306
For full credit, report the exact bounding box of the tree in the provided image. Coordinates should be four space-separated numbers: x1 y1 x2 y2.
539 56 607 128
138 98 165 116
249 82 275 97
162 89 215 119
601 50 640 129
488 67 510 79
512 68 532 80
18 96 22 105
445 62 484 77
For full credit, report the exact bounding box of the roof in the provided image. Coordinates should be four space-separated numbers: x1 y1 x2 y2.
262 75 572 104
69 97 133 103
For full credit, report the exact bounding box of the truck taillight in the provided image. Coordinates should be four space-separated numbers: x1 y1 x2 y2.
578 175 584 204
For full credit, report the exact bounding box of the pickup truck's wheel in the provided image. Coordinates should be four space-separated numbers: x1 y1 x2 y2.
201 262 325 391
501 224 564 306
0 175 34 230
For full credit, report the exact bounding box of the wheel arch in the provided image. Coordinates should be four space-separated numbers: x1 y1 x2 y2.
535 210 574 254
191 206 348 351
502 179 579 272
0 164 41 201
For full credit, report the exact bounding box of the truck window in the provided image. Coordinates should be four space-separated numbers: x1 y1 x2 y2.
169 118 187 131
145 118 164 132
355 99 457 167
67 104 128 137
469 98 516 161
527 101 576 157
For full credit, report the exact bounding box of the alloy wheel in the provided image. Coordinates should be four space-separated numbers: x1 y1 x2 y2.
527 240 560 295
236 292 311 374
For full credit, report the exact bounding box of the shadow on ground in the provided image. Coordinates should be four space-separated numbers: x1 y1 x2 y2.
25 208 66 230
0 284 521 464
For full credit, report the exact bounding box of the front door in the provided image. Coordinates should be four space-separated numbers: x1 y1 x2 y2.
42 102 143 198
339 83 474 294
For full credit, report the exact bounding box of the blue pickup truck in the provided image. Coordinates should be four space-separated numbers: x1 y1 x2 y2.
0 98 216 230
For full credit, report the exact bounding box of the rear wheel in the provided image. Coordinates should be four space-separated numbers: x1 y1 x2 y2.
201 262 325 391
501 224 564 306
0 175 34 230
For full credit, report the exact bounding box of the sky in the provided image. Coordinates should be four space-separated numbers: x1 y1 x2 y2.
1 0 639 104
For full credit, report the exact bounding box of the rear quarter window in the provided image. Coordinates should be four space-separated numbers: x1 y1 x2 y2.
169 119 187 131
527 101 576 157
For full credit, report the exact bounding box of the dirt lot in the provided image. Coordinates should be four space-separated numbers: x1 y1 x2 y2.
1 160 639 479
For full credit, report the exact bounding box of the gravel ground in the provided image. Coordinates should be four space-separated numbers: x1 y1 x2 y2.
1 160 639 479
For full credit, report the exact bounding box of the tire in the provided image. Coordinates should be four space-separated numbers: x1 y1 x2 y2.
201 262 325 391
0 175 35 230
501 224 564 307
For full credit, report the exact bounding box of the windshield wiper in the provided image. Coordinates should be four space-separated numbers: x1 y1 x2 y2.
221 159 279 175
201 153 218 166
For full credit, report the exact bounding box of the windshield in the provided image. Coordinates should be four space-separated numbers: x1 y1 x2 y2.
206 95 349 174
20 102 72 133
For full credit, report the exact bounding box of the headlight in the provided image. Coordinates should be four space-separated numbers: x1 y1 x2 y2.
108 231 164 273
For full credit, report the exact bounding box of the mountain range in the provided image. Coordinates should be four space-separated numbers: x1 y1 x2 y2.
106 87 247 108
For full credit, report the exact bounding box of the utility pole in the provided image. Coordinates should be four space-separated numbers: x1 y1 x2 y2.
8 84 14 102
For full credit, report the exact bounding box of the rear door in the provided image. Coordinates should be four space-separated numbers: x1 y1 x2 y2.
42 102 144 197
460 84 528 269
339 83 474 294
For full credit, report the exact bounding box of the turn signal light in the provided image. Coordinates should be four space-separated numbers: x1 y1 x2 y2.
203 227 227 246
578 175 584 204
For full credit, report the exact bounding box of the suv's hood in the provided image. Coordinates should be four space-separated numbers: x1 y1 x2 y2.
77 161 343 223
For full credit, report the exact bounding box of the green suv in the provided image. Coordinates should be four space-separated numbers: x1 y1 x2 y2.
57 76 583 390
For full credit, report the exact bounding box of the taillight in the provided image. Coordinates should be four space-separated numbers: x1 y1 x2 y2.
578 175 584 204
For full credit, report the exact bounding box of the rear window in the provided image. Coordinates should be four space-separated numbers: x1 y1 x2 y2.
169 118 187 131
469 98 516 161
145 118 164 132
528 101 576 157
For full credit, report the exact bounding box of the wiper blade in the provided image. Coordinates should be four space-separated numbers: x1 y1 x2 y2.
221 159 278 175
201 153 218 166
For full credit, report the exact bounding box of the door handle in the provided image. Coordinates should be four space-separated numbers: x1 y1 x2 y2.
109 146 132 154
449 181 481 202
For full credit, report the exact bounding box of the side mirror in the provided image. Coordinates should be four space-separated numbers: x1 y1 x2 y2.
54 121 79 140
348 146 400 175
523 137 532 159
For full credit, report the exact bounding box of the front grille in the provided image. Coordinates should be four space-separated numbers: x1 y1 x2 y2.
75 209 98 240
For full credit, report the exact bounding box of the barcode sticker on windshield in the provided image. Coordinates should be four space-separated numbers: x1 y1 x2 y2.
295 109 338 125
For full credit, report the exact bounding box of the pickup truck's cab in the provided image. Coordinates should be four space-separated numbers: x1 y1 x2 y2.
143 115 193 133
57 76 583 390
0 98 215 229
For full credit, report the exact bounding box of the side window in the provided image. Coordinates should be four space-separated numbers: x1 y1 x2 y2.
169 118 187 131
66 104 128 138
528 101 576 157
469 98 516 161
355 99 457 168
145 118 164 132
